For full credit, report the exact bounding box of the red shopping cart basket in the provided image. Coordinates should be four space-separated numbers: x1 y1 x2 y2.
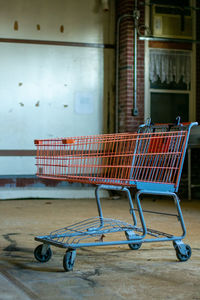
35 129 187 192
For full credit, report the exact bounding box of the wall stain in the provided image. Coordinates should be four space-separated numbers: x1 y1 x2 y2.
16 178 36 188
63 104 68 108
0 178 15 187
0 177 79 188
18 82 23 86
36 24 40 31
60 25 64 33
14 21 19 31
35 101 40 107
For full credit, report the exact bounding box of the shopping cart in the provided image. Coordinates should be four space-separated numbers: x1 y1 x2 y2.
34 118 197 271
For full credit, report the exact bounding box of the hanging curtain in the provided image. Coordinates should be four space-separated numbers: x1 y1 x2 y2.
149 49 191 90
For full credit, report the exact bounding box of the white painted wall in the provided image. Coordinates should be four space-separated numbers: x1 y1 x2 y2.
0 0 115 44
0 0 115 177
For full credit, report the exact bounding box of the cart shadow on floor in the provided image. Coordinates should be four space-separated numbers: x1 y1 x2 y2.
1 243 183 275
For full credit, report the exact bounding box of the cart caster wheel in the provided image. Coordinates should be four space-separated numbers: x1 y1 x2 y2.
63 249 76 272
125 231 142 250
128 243 142 250
174 244 192 262
34 244 52 263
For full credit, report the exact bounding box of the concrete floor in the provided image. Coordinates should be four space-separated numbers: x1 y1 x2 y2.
0 194 200 300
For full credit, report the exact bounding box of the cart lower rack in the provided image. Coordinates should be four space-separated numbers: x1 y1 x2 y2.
34 119 197 271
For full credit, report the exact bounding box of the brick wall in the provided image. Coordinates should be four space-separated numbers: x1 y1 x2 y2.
196 2 200 123
116 1 200 199
116 0 145 132
116 0 200 129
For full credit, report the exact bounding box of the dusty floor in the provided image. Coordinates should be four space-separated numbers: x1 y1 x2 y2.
0 194 200 300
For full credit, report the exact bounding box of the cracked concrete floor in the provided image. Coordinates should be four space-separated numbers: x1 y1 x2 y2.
0 196 200 300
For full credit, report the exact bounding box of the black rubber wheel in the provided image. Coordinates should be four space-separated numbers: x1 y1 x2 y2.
175 244 192 262
63 249 76 272
128 243 142 250
34 244 52 263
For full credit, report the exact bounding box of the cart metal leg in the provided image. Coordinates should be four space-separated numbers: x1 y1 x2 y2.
188 147 192 200
136 190 186 240
135 190 192 260
95 185 138 226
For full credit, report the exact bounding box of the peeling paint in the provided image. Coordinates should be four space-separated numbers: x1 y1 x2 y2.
60 25 64 33
14 21 18 31
0 178 15 187
35 101 40 107
0 177 88 188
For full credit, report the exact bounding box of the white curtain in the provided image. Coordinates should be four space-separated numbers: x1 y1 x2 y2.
149 49 191 90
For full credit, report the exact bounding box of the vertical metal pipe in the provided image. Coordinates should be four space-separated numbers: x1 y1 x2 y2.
133 0 139 116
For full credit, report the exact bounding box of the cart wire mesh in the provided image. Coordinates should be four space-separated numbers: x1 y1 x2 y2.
39 217 141 246
35 130 188 190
